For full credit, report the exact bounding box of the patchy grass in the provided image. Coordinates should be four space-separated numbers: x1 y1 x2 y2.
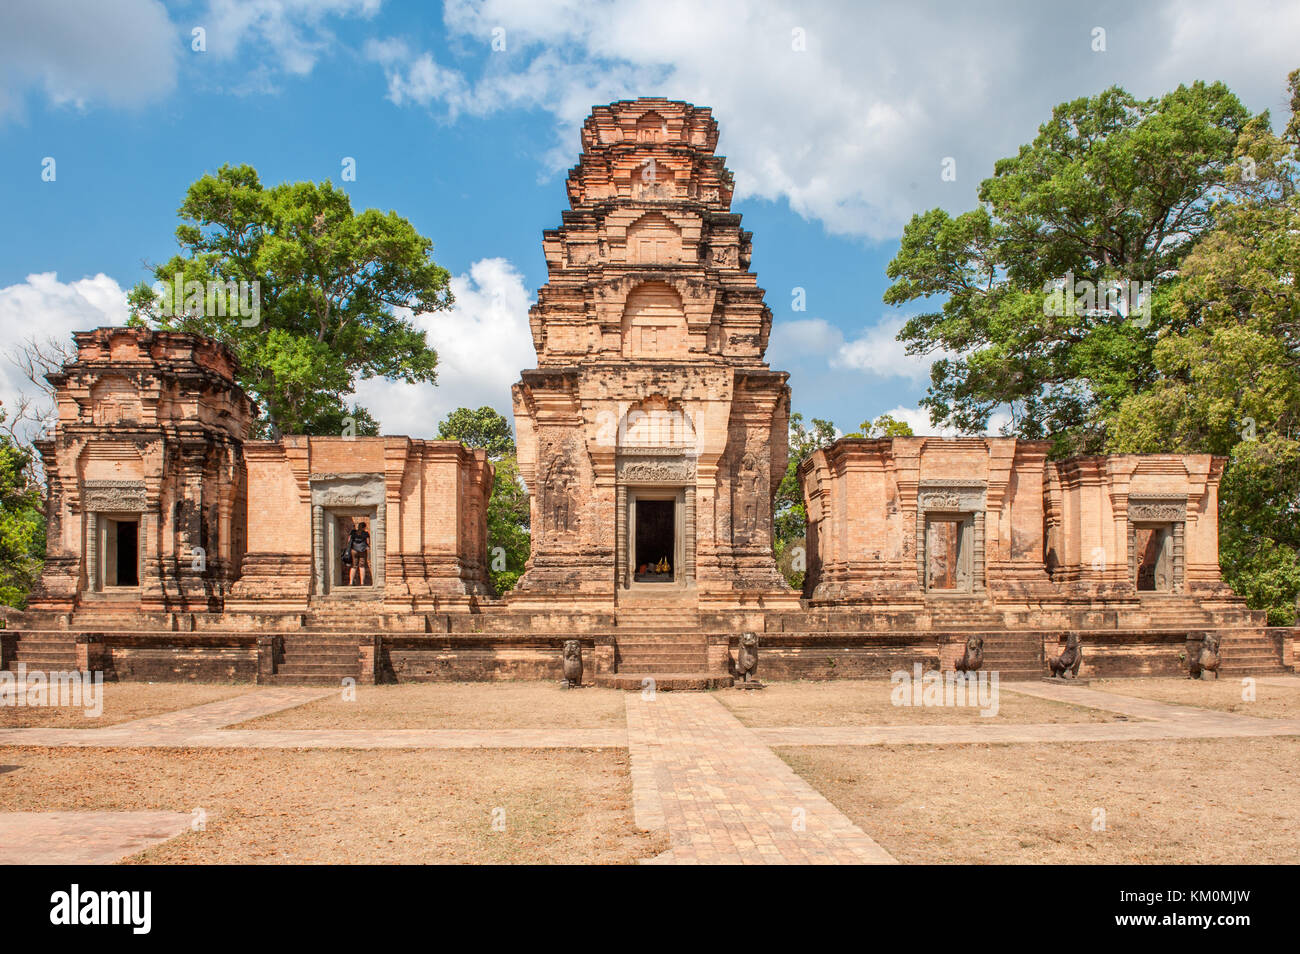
780 737 1300 864
718 679 1123 727
0 746 663 864
0 682 251 729
232 683 628 730
1091 677 1300 720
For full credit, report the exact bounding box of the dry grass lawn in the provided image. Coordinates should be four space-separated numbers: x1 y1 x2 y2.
0 745 663 864
1092 677 1300 720
0 682 251 729
719 679 1123 726
781 737 1300 864
233 682 628 730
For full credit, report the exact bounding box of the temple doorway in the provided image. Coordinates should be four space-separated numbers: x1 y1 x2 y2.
326 508 376 591
100 516 140 588
1135 525 1172 591
634 498 676 582
925 516 973 591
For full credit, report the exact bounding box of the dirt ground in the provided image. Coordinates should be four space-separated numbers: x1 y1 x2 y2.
1091 677 1300 720
717 679 1123 726
233 682 628 730
0 682 250 729
781 736 1300 864
0 745 663 864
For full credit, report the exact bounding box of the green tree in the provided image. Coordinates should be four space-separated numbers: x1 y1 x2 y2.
774 412 838 589
436 406 516 458
843 413 916 439
484 455 531 596
129 164 452 437
1107 70 1300 621
1109 190 1300 621
0 406 45 608
886 81 1253 455
436 406 530 596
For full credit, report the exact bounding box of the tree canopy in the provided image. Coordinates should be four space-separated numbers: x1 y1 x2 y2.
887 81 1253 455
128 164 452 437
436 406 516 459
436 406 529 596
0 405 45 609
889 69 1300 621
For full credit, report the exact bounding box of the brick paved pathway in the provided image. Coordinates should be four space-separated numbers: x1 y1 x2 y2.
2 679 1297 865
625 692 897 864
0 811 193 864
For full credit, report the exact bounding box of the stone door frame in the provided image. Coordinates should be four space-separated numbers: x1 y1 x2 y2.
615 450 697 593
80 479 148 597
624 486 687 592
1127 496 1186 594
310 473 386 597
915 480 986 594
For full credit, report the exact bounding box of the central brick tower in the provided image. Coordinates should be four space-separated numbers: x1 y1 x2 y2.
511 98 796 617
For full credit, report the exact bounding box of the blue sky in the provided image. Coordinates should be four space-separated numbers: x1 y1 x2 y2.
2 0 1297 439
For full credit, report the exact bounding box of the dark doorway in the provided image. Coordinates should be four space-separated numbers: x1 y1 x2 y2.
113 519 139 587
1135 526 1170 591
634 499 675 582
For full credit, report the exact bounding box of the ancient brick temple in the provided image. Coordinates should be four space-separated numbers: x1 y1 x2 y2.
511 99 794 613
2 98 1292 686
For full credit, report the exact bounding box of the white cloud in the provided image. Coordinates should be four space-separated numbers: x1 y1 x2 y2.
772 314 944 385
0 272 128 440
768 317 843 358
202 0 381 75
875 405 1013 438
368 0 1300 240
831 315 942 384
352 257 534 437
0 0 179 121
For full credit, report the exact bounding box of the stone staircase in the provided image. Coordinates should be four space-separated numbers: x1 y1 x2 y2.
973 631 1043 680
601 598 732 690
273 633 360 685
927 599 1006 630
1135 594 1217 630
3 633 78 672
1217 629 1288 676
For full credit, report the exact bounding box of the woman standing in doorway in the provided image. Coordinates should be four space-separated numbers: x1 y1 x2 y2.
348 521 371 586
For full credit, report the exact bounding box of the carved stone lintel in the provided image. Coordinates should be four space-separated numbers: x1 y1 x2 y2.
617 455 695 484
1129 501 1187 521
82 480 146 512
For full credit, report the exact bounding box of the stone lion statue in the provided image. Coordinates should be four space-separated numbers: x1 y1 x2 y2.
736 632 759 683
1190 633 1220 680
1048 632 1083 679
954 635 984 673
562 639 583 688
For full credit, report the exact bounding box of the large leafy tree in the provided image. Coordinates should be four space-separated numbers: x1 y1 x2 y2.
774 413 838 589
129 164 452 437
0 405 45 609
1109 75 1300 622
437 406 530 596
887 81 1253 455
436 406 516 458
